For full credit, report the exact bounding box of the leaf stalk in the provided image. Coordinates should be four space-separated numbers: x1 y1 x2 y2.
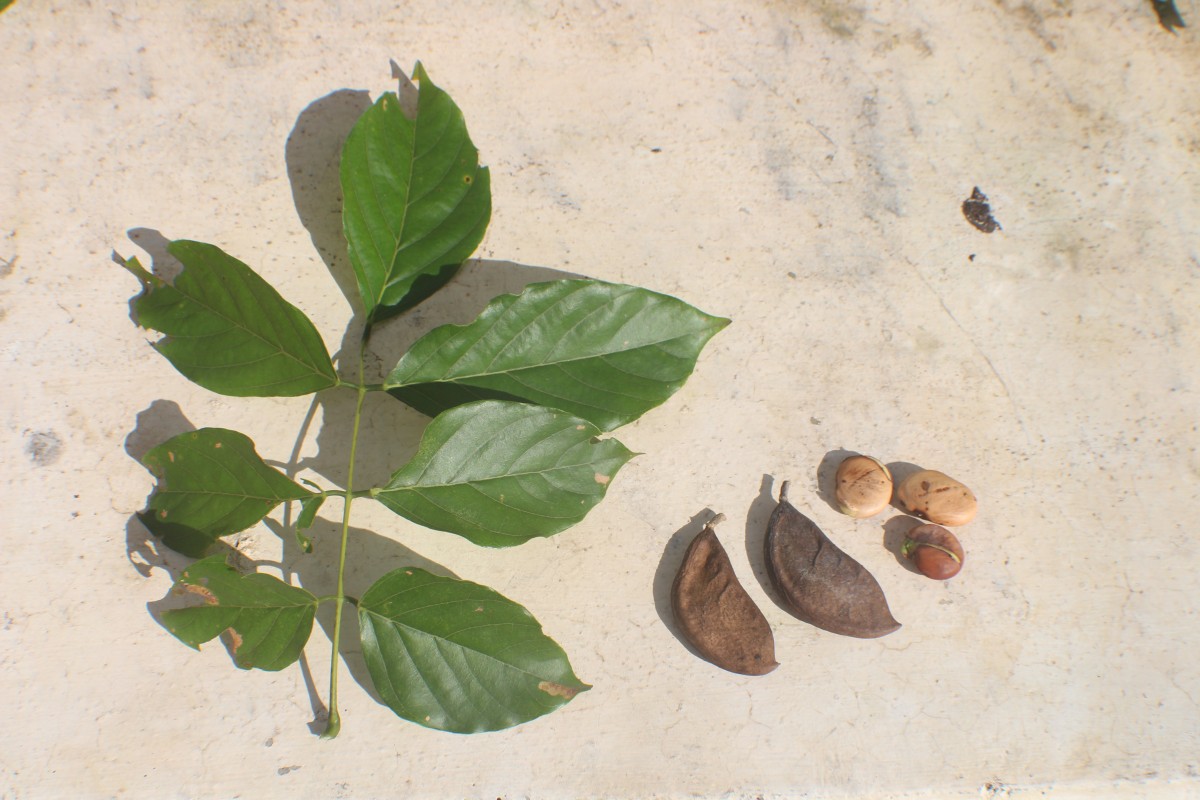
322 337 370 740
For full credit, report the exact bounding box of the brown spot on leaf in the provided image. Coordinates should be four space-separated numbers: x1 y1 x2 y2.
167 451 175 462
226 627 244 653
405 570 413 575
537 681 581 700
474 606 484 612
576 425 586 430
593 472 610 485
158 509 168 519
182 584 219 605
213 441 222 449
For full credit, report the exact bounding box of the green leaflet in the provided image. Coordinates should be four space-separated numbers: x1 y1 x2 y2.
119 241 338 397
341 62 491 322
140 428 313 556
359 568 589 733
385 279 730 431
372 400 634 547
162 555 318 672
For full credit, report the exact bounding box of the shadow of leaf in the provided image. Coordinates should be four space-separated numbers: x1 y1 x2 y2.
285 88 373 317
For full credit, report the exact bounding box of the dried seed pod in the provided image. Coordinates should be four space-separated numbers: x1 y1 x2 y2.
902 523 964 580
671 513 779 675
834 455 893 518
765 482 900 638
895 469 978 526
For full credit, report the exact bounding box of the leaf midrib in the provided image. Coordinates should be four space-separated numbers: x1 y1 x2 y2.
166 263 334 383
380 458 617 494
361 605 552 688
384 330 704 389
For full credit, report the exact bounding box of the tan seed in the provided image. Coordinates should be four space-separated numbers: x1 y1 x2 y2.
834 455 893 518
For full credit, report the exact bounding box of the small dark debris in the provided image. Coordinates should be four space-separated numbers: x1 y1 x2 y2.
962 187 1001 233
969 254 976 261
650 147 662 153
1151 0 1186 32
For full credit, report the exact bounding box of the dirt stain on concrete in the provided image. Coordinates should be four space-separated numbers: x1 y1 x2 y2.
25 430 62 467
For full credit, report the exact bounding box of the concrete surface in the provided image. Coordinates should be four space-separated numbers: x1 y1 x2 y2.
2 1 1198 797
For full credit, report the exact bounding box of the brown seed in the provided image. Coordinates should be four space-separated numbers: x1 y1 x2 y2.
834 455 893 518
894 469 978 526
765 482 900 638
901 523 964 580
671 514 779 676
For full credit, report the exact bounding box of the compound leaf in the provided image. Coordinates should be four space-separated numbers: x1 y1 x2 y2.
372 400 634 547
384 280 729 431
119 241 338 396
359 567 589 733
341 62 490 322
140 428 313 556
162 555 318 671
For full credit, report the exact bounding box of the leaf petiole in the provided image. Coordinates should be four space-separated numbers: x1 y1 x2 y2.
322 337 370 740
334 378 386 392
312 488 372 500
313 594 358 606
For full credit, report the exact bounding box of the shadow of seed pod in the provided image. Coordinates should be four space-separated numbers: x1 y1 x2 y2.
671 513 779 676
765 482 901 639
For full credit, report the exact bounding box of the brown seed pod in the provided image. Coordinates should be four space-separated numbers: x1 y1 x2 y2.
901 523 964 580
834 455 893 518
765 482 901 638
895 469 978 526
671 514 779 675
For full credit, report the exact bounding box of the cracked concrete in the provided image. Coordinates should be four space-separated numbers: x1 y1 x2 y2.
1 0 1198 798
